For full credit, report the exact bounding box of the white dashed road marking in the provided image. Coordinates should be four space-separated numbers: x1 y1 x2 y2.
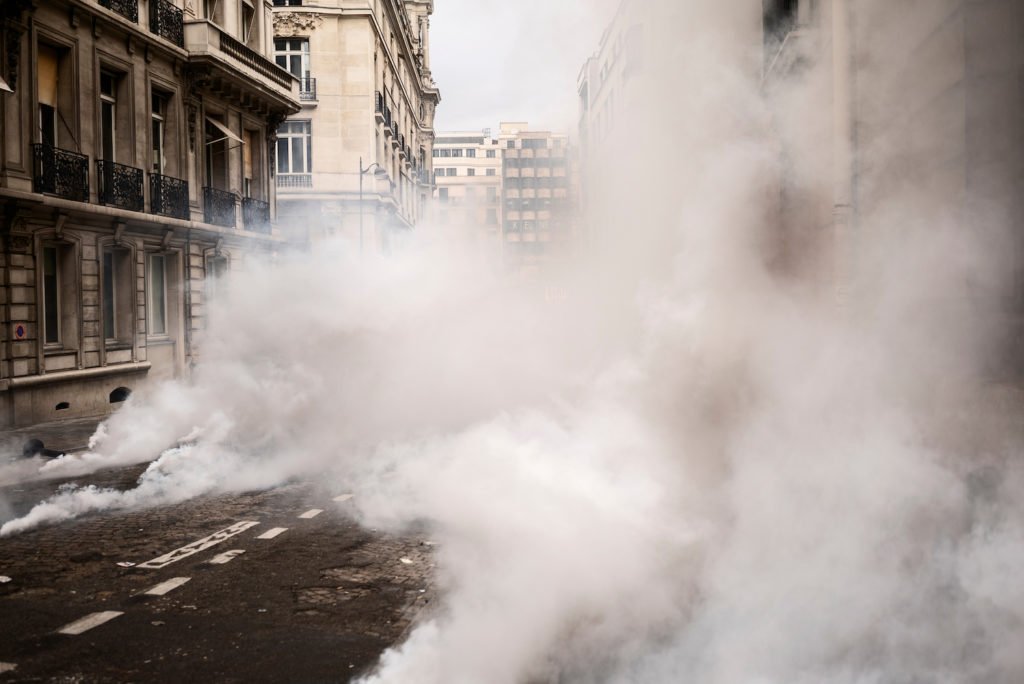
208 549 245 565
0 662 16 673
333 494 354 503
144 577 191 596
256 527 288 540
137 521 259 569
58 611 124 635
298 509 323 519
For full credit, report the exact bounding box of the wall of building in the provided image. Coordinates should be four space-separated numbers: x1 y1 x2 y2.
0 0 299 428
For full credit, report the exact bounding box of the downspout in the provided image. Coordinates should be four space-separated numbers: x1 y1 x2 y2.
184 228 193 375
832 0 855 309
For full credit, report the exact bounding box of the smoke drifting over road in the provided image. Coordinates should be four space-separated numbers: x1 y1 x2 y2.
4 0 1023 681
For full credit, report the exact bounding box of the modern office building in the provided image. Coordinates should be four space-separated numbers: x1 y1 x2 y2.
271 0 440 252
431 130 502 256
496 122 575 273
0 0 300 427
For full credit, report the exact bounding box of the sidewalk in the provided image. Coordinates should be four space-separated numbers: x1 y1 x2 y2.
0 416 104 458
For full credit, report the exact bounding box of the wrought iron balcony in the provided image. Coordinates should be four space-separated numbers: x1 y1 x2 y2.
99 0 139 23
242 197 271 233
150 173 189 219
276 174 312 189
299 77 317 101
97 160 144 212
149 0 184 48
273 0 302 5
203 187 237 228
32 144 89 203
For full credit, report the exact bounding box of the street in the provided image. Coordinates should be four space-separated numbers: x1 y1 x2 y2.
0 465 434 683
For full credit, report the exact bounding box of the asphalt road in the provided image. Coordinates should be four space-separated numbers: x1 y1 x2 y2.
0 466 435 683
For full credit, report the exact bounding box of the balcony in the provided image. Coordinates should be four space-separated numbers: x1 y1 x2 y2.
97 160 144 212
242 197 270 233
32 144 89 203
299 77 317 101
184 21 299 117
272 0 303 5
149 0 184 48
276 174 312 189
150 173 189 220
99 0 138 23
203 186 237 228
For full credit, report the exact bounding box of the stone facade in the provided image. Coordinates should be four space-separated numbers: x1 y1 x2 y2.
763 0 1024 371
0 0 300 428
271 0 440 252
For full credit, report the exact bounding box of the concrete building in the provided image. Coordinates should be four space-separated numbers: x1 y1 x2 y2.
431 130 502 259
271 0 440 252
761 0 1024 372
0 0 300 428
497 122 576 273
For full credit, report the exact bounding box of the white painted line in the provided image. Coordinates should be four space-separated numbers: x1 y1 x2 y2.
298 509 323 519
57 611 124 635
333 494 354 503
256 527 288 540
208 549 245 565
144 577 191 596
137 521 259 569
0 662 16 673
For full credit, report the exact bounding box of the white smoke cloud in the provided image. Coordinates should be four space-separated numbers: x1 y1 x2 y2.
3 0 1022 682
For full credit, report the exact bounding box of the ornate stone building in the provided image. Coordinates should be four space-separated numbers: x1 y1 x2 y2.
271 0 440 251
0 0 300 428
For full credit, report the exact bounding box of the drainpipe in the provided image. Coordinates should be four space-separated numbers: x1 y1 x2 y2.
832 0 855 309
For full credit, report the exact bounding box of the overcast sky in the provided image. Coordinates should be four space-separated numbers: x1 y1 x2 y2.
429 0 617 134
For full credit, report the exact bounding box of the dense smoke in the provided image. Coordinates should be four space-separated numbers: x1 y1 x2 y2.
3 0 1023 682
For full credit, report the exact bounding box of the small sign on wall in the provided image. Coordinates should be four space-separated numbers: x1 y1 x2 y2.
13 323 27 340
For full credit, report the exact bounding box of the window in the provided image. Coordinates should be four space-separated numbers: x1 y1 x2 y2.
438 149 451 158
241 0 257 45
466 149 476 158
487 208 497 224
37 45 60 147
467 168 475 176
452 149 463 158
523 139 547 149
486 150 496 158
274 38 310 79
486 168 496 176
206 255 228 304
42 246 60 344
276 120 312 175
41 243 77 348
148 254 168 336
203 0 222 24
507 140 515 149
487 187 497 201
99 71 118 163
243 129 258 197
432 149 439 158
438 188 448 202
102 248 133 346
151 92 166 173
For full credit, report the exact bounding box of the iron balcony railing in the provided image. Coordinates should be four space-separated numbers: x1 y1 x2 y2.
99 0 138 22
97 160 144 212
276 174 312 188
32 144 89 202
242 197 270 233
149 0 184 48
203 186 237 228
272 0 303 5
150 173 189 219
299 77 317 101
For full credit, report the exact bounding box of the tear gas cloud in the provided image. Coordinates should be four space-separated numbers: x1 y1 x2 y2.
3 0 1023 681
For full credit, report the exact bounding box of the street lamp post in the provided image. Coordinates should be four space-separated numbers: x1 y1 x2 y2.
359 156 389 253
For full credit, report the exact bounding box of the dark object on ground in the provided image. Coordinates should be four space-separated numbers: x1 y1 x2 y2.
22 439 66 459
